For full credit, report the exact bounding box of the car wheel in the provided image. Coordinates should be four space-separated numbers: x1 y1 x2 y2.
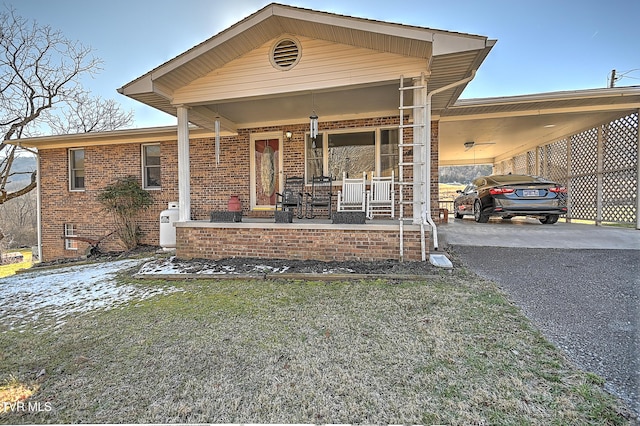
540 214 559 225
474 200 489 223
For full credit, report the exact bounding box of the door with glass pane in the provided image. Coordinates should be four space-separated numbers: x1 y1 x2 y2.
250 135 282 210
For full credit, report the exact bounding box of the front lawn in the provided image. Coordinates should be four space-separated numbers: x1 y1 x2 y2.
0 267 633 424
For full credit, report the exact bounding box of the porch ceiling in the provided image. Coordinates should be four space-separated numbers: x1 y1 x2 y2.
439 86 640 166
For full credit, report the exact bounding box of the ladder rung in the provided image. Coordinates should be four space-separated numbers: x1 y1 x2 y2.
399 86 426 91
399 162 424 166
398 143 425 147
397 181 423 186
399 124 427 129
400 200 424 205
399 105 425 110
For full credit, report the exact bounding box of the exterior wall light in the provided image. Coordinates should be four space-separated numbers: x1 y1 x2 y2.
285 130 293 141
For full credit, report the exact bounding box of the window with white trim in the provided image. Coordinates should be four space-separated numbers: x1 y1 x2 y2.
305 128 399 183
69 148 85 190
142 144 161 189
64 224 78 250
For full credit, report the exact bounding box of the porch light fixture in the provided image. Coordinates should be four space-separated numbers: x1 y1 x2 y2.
285 130 292 141
309 112 318 148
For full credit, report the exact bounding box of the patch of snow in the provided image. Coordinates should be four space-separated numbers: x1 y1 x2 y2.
0 259 181 332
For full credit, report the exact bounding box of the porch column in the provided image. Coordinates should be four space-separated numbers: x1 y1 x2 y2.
636 109 640 230
177 105 191 222
413 76 427 224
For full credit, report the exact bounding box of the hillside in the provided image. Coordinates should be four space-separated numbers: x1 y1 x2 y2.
3 155 37 190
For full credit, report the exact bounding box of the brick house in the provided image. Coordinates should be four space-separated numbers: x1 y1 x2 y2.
16 3 497 262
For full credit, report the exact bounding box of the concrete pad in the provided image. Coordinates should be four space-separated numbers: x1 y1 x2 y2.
438 217 640 250
429 253 453 268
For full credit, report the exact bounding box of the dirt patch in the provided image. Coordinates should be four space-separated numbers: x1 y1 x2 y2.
136 255 442 276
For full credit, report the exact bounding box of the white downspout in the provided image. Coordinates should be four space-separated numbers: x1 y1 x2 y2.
425 70 476 250
36 151 42 261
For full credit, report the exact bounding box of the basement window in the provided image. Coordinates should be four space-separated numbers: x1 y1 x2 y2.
270 37 301 70
64 224 78 251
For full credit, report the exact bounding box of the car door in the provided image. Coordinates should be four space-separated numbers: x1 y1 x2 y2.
458 183 477 213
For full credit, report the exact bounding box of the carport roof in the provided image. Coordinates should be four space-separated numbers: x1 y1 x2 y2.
439 85 640 165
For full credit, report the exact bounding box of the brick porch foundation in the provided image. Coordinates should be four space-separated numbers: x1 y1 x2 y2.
175 221 427 262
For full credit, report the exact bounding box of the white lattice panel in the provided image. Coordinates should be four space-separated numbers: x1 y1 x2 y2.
570 174 598 220
571 128 598 176
602 169 637 223
514 154 527 174
547 139 568 185
604 114 638 171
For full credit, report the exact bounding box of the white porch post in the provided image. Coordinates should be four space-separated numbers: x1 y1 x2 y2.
177 105 191 222
413 77 426 224
636 108 640 230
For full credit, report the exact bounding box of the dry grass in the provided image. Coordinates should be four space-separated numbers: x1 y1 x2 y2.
0 267 633 424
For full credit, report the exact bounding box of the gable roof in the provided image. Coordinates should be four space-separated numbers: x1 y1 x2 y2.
118 3 495 130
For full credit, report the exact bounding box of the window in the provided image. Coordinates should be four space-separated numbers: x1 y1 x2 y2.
380 129 399 178
64 224 78 250
305 128 399 183
69 148 85 190
328 131 375 179
142 144 161 189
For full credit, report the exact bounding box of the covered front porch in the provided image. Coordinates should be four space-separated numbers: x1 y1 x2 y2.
116 4 495 263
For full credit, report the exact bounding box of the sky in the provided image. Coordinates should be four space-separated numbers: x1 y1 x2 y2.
6 0 640 130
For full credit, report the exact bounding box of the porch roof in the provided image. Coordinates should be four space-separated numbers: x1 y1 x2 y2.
117 3 495 132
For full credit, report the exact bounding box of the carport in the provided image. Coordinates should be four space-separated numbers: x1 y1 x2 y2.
438 86 640 229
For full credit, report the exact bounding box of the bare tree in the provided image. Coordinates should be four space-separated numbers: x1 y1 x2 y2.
0 6 133 204
47 92 134 134
0 189 37 248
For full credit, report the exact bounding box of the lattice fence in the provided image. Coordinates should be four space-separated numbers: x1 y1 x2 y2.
493 111 638 225
601 113 638 223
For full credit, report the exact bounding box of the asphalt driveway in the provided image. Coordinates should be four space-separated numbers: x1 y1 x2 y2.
439 217 640 418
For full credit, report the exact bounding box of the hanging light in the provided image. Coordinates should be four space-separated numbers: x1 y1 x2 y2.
309 111 318 148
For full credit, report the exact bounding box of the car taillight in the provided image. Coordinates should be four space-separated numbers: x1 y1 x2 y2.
549 186 567 193
490 187 515 195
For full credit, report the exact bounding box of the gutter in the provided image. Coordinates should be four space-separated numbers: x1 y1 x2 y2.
425 70 477 251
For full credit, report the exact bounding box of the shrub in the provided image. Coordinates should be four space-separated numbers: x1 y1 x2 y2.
97 176 153 250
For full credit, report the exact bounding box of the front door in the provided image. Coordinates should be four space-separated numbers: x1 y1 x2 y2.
250 132 283 210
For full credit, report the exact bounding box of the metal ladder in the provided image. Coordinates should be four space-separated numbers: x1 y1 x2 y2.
398 74 428 261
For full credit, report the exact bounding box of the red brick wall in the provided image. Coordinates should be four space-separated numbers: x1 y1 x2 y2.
38 117 440 261
176 225 426 262
39 143 177 260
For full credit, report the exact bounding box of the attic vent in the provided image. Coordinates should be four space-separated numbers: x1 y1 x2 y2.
270 38 301 70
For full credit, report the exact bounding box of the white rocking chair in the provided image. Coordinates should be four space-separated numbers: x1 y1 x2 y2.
337 172 366 212
367 170 394 219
